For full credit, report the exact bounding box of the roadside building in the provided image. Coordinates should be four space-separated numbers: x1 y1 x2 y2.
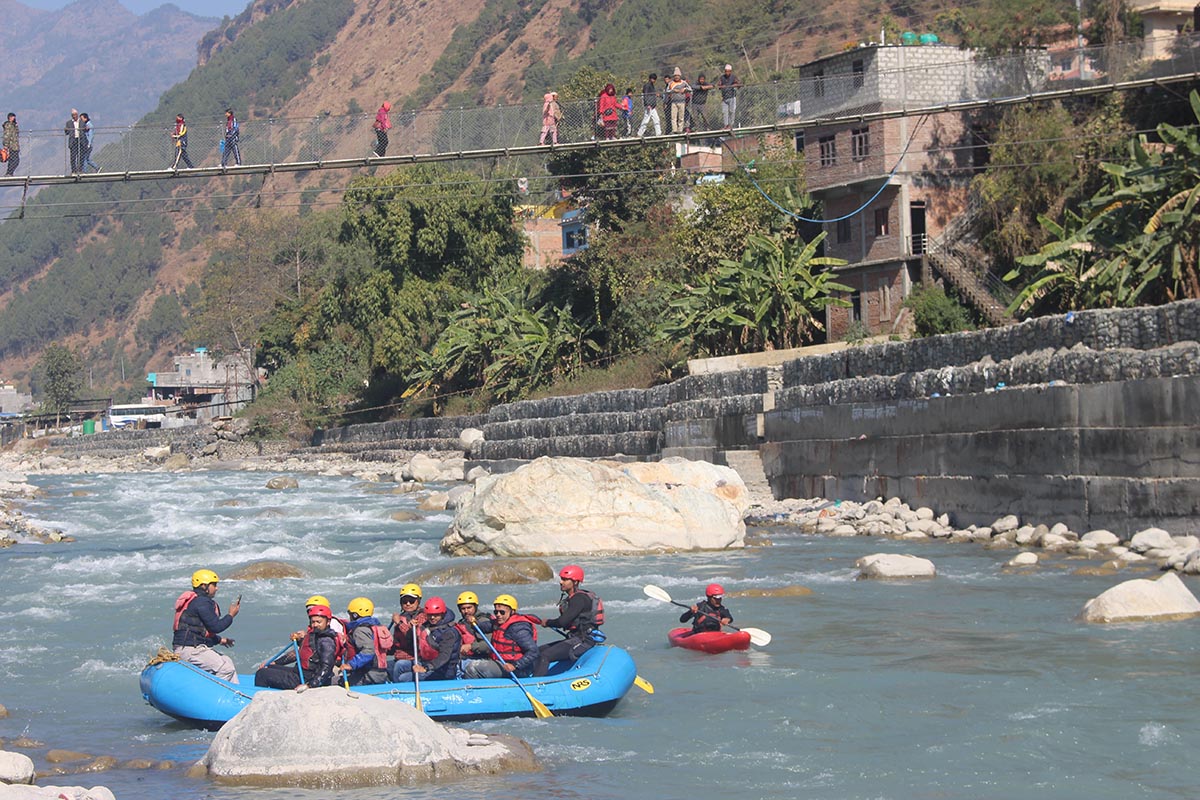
146 347 260 421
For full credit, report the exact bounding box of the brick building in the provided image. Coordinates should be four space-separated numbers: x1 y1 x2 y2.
789 44 1044 339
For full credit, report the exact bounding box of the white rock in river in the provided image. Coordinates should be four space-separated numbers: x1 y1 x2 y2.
1081 530 1120 547
192 687 536 787
855 553 936 579
1006 552 1039 567
0 787 115 800
1129 527 1174 553
1078 572 1200 623
442 457 745 556
0 749 35 784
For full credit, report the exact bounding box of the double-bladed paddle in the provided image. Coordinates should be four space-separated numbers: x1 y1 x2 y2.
642 584 772 646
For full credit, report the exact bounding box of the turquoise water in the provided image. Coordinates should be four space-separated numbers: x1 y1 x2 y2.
1 470 1197 800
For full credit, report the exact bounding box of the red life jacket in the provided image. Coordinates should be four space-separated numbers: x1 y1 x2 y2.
558 589 604 633
298 626 347 670
345 623 393 670
173 590 218 637
490 614 539 663
413 626 440 663
454 621 476 646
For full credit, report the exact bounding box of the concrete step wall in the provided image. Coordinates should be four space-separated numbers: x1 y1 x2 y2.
761 377 1200 535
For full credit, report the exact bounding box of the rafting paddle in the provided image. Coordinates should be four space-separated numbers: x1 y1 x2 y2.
633 675 655 694
412 624 424 713
472 621 554 719
642 584 772 646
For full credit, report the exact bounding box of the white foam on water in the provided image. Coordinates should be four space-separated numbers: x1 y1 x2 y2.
1007 703 1067 721
1139 722 1176 746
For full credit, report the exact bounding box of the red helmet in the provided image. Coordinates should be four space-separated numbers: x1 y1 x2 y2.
559 565 584 582
424 597 447 615
706 583 725 598
307 604 332 619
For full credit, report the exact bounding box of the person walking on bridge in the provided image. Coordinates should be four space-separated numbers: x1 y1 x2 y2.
171 114 194 170
3 113 18 176
372 101 392 157
222 108 242 167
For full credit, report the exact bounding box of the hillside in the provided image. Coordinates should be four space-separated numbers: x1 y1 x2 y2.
0 0 1069 402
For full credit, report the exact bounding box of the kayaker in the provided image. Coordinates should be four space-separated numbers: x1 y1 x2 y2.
390 597 461 682
680 583 733 633
454 590 493 658
532 565 605 677
388 582 425 675
463 593 539 679
343 596 392 685
255 604 344 690
173 568 240 683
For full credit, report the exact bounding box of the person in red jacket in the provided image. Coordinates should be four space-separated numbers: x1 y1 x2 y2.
597 84 621 140
372 101 392 157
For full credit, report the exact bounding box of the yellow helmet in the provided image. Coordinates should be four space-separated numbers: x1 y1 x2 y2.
305 595 330 607
494 593 518 611
191 569 219 588
400 583 423 599
347 597 374 617
457 591 479 606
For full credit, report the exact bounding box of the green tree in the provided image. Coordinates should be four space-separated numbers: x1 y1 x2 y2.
547 141 675 232
36 344 83 427
661 231 850 354
1006 91 1200 315
904 285 974 336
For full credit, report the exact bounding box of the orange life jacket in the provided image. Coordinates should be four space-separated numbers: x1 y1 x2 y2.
490 614 539 663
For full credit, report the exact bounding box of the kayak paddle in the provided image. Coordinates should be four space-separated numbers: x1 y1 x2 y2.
412 624 424 713
634 675 655 694
472 621 554 719
642 584 772 647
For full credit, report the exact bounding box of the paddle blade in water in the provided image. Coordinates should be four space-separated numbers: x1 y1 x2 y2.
634 675 655 694
643 584 672 603
528 692 554 718
743 627 772 647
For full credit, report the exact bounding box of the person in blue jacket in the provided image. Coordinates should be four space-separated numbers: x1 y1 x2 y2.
79 113 99 172
343 596 390 685
221 108 241 167
172 568 240 682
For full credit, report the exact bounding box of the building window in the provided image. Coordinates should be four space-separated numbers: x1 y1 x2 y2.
851 127 869 161
562 225 588 254
852 59 864 89
814 70 824 98
836 218 852 244
793 131 805 153
874 208 890 237
819 135 837 166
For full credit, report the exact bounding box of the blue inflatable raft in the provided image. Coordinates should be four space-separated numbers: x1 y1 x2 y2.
140 645 637 728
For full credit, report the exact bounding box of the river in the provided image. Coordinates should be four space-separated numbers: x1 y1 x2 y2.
1 469 1196 800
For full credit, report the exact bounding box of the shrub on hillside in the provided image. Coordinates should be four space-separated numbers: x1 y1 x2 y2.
904 285 974 337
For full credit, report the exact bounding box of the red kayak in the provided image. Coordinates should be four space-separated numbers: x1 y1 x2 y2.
668 627 751 654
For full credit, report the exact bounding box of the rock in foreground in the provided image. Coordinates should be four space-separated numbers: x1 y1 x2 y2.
441 457 746 556
0 786 115 800
1078 572 1200 623
191 687 537 787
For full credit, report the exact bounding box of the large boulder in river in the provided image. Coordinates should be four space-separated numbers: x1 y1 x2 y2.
190 687 536 787
0 749 35 783
441 457 746 556
856 553 937 579
1078 572 1200 623
409 558 554 587
227 561 306 580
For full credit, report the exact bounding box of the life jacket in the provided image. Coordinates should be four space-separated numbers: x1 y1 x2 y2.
173 590 217 639
345 622 393 670
413 626 440 663
454 620 476 647
299 626 347 670
558 589 604 634
692 600 726 632
490 614 539 663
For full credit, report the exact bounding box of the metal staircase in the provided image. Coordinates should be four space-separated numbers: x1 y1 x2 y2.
922 205 1016 327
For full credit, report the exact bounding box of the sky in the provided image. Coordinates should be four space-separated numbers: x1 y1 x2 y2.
20 0 250 16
